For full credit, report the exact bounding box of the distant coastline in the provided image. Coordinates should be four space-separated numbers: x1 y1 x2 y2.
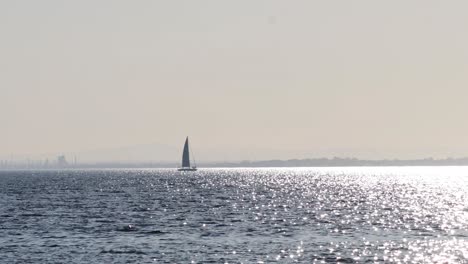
213 157 468 167
2 157 468 169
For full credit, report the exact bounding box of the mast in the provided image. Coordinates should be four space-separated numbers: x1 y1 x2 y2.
182 137 190 168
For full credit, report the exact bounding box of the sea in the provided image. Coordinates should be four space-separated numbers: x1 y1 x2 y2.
0 167 467 263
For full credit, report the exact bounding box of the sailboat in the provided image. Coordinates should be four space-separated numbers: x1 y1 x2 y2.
177 137 197 171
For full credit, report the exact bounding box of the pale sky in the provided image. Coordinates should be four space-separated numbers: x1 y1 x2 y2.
1 1 468 161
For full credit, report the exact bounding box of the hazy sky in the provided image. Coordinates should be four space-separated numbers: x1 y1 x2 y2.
1 1 468 161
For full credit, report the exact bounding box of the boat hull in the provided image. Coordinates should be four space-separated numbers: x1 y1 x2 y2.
178 167 198 172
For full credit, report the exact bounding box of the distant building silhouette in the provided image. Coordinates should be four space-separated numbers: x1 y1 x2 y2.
57 155 68 167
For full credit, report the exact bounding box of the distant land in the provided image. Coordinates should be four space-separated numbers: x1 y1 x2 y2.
3 157 468 169
215 157 468 167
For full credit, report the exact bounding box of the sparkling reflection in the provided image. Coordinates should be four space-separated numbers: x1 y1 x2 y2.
0 167 467 263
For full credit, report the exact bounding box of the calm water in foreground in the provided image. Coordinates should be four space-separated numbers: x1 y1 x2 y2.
0 167 467 263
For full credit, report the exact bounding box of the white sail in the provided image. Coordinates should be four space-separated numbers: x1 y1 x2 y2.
178 137 197 171
182 137 190 168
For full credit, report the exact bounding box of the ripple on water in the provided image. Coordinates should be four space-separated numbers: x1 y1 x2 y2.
0 167 467 263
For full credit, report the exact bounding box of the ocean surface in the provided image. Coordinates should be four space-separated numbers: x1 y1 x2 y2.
0 167 467 263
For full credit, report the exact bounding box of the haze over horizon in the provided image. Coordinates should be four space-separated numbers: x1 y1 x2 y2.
2 1 468 162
